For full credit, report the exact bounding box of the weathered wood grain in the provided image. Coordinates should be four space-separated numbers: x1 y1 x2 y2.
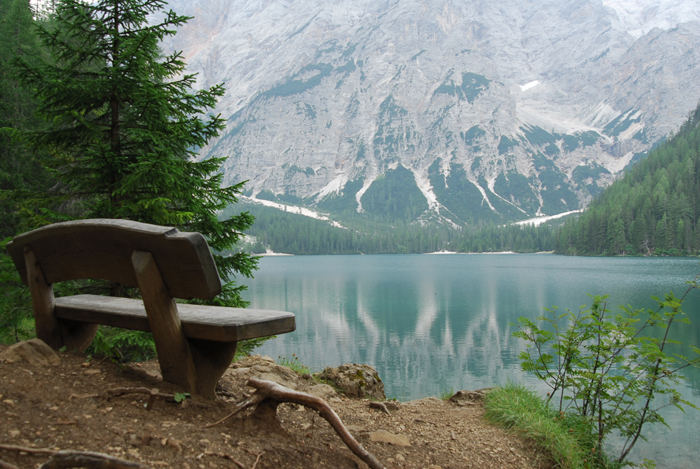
7 219 221 299
131 250 197 393
53 295 296 342
24 249 61 349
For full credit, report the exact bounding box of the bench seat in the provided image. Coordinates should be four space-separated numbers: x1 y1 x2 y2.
55 294 296 343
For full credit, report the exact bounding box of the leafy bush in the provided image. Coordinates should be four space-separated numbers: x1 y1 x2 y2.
514 281 700 466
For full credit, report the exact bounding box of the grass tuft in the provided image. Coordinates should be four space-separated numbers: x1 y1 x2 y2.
484 384 611 469
277 353 311 375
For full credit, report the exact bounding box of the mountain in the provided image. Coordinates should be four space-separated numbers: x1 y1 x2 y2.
555 103 700 256
164 0 700 226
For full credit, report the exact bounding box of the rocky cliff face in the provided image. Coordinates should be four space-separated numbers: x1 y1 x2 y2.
165 0 700 225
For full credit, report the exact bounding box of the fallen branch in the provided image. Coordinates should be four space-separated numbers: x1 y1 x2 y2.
369 401 391 415
0 444 146 469
0 443 55 455
40 451 147 469
0 458 19 469
208 378 385 469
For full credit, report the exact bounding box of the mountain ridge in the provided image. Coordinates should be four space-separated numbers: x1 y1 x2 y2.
164 0 700 226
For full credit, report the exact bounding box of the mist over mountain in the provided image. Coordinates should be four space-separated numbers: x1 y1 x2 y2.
165 0 700 226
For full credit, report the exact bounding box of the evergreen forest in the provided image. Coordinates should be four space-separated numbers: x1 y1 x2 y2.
554 105 700 256
242 102 700 257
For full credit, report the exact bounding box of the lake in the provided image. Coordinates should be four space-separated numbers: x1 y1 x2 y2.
242 254 700 467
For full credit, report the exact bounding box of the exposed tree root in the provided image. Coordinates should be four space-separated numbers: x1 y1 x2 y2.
0 444 146 469
208 378 385 469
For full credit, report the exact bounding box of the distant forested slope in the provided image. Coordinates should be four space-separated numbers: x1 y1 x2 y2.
555 104 700 256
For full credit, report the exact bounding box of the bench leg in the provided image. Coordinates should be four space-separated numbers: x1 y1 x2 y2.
24 249 62 349
188 339 237 399
60 320 99 352
131 251 198 394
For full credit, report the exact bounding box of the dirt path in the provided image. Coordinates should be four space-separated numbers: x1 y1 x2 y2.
0 344 553 468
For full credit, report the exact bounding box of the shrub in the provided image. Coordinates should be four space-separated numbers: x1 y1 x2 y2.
514 280 700 466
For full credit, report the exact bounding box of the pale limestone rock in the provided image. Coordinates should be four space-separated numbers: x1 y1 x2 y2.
317 363 385 400
0 338 60 366
369 429 411 447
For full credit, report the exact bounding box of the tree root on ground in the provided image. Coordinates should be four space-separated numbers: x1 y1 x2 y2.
0 444 146 469
207 378 385 469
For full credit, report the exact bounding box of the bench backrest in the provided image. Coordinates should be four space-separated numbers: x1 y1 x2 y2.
7 219 222 300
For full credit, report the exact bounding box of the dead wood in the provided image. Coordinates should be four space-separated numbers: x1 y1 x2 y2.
0 444 145 469
0 443 55 455
208 378 385 469
369 401 391 415
40 450 148 468
0 458 19 469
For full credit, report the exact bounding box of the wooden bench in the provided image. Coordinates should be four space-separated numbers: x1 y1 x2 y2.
7 219 295 398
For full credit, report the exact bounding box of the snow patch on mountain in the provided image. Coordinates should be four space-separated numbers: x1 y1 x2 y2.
602 0 700 38
316 174 349 199
514 210 583 227
413 169 440 211
519 80 541 92
244 196 345 228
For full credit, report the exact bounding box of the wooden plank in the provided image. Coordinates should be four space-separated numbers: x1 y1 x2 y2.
131 250 197 393
54 295 296 342
7 219 221 299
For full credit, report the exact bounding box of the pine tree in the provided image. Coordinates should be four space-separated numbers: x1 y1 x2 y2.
0 0 54 238
18 0 256 305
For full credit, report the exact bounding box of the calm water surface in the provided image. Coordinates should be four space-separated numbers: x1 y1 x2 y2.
243 254 700 467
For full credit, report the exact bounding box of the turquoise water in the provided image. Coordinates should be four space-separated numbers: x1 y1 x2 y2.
243 254 700 467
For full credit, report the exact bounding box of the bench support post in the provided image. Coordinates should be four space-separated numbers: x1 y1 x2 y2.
25 249 97 351
131 251 198 394
189 339 237 398
25 248 61 349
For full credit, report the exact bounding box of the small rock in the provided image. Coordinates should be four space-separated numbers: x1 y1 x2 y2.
307 383 337 400
384 400 401 411
317 364 385 400
0 338 60 366
369 429 411 447
449 389 486 406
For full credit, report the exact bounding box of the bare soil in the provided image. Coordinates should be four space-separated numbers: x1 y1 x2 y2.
0 344 554 469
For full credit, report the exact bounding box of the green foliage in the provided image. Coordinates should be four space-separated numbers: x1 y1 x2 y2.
1 1 262 372
0 0 57 238
87 327 156 363
514 283 700 466
485 384 605 469
173 392 190 403
361 165 428 221
238 202 456 255
0 245 34 344
15 0 257 302
277 354 311 375
556 102 700 256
